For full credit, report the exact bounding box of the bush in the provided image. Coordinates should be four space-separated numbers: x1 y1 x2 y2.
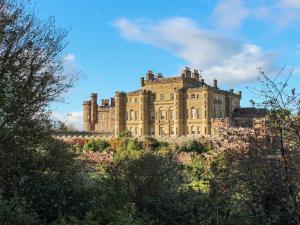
83 139 110 152
127 138 142 151
0 197 40 225
179 140 208 154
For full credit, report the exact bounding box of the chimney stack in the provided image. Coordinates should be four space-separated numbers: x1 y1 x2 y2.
182 67 191 79
213 79 218 88
192 69 199 81
141 77 145 87
111 97 115 106
146 70 154 80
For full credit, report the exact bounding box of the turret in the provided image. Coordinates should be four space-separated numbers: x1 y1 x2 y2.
83 100 91 131
90 93 98 130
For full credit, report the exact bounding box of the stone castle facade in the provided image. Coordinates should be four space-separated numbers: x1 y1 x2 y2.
83 67 242 137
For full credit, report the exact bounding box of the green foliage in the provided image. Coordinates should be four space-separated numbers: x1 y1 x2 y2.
83 139 110 152
0 197 40 225
179 140 210 154
118 130 132 139
127 138 142 151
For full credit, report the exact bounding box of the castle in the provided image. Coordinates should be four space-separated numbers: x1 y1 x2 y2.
83 67 242 137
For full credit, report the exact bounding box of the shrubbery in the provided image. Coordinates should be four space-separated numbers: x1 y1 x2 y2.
83 139 110 152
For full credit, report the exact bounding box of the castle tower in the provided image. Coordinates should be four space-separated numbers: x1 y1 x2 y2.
83 100 91 131
90 93 98 130
114 91 126 136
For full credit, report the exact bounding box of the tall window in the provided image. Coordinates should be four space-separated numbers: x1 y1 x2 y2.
160 126 165 135
170 126 175 134
170 110 175 120
191 94 195 99
160 110 165 120
191 126 196 134
130 110 134 120
191 107 196 119
125 111 128 120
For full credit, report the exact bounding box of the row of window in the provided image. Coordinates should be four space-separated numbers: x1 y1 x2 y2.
128 126 207 136
127 93 208 103
125 108 208 121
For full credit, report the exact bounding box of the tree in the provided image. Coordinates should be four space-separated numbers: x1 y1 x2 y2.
0 0 74 196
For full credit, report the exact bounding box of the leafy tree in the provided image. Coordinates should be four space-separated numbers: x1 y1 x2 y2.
0 0 74 198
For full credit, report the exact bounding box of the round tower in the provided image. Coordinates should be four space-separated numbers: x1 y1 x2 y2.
83 101 91 131
90 93 98 130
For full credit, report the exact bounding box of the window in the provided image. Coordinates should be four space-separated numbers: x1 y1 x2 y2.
197 94 199 99
125 111 128 120
186 109 189 119
151 126 155 135
191 94 195 99
205 101 207 108
170 126 175 134
191 126 196 134
205 110 207 118
197 126 200 134
160 110 165 120
170 110 175 120
135 111 138 120
131 97 135 103
191 107 196 119
150 111 155 120
160 94 164 101
135 127 137 135
130 110 134 120
160 126 165 135
197 109 200 119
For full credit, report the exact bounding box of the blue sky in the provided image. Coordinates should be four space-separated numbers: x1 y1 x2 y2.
34 0 300 129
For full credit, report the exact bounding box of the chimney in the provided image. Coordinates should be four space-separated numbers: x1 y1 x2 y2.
146 70 154 80
183 67 191 78
229 89 234 94
105 99 109 106
238 91 242 98
111 97 115 106
192 69 199 81
156 72 163 78
101 99 105 106
141 77 145 87
213 79 218 88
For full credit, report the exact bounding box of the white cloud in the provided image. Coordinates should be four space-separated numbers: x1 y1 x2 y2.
62 53 82 78
63 53 76 63
114 17 277 84
52 111 83 131
212 0 249 29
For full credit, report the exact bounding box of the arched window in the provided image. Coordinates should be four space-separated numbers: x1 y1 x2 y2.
191 107 196 119
160 110 165 120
